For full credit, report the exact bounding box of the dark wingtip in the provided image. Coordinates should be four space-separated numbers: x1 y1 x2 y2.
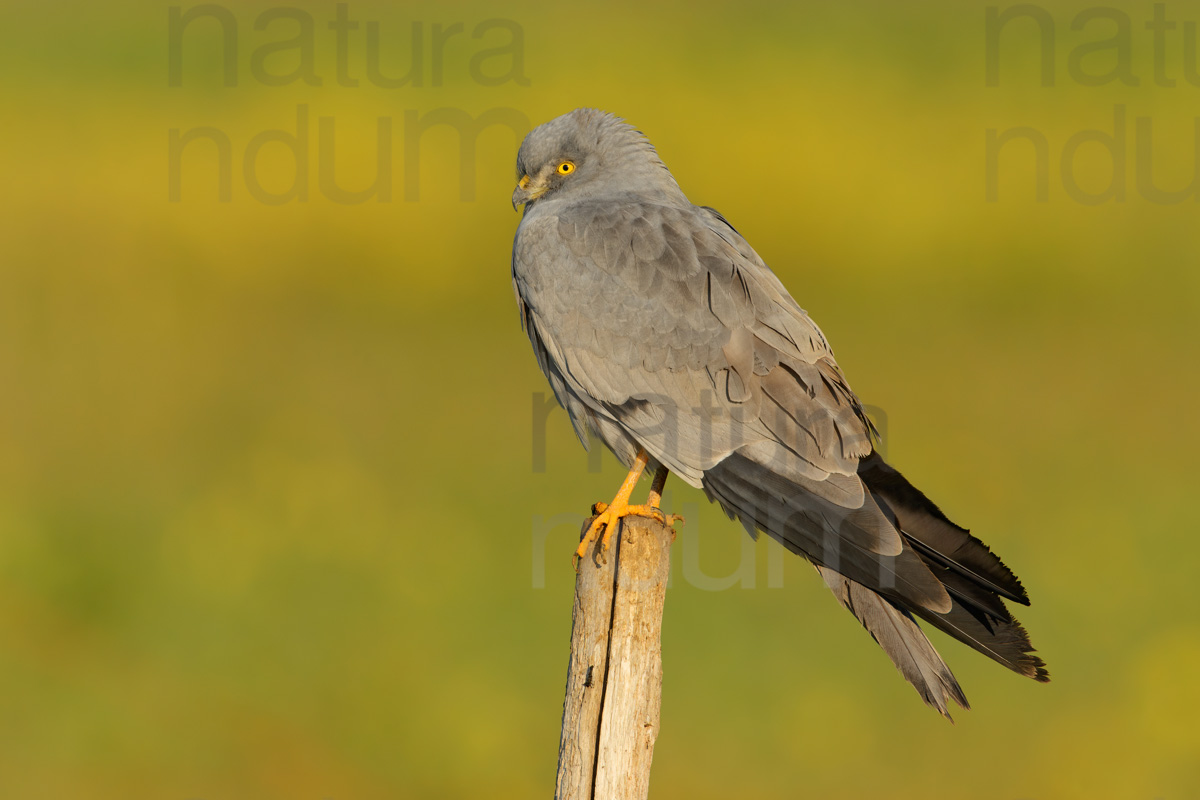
1025 653 1051 683
1006 616 1050 682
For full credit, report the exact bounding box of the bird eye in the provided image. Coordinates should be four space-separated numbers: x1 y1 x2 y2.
557 161 575 175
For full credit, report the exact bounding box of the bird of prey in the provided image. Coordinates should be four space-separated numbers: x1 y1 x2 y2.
510 108 1048 716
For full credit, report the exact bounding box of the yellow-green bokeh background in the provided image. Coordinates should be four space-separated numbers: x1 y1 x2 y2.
2 1 1198 797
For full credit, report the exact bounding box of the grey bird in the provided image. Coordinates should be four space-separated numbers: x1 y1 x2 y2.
510 108 1048 717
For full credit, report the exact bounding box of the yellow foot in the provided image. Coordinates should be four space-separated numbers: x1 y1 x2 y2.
575 501 683 567
592 501 684 527
572 450 683 569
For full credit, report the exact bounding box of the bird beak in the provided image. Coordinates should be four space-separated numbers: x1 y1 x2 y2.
512 174 546 210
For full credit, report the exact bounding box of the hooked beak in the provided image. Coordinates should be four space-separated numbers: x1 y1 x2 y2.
511 174 546 210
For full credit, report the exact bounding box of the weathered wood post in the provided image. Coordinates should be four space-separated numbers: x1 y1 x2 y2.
555 515 674 800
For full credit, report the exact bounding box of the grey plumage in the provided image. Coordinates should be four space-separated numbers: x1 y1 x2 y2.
510 109 1048 717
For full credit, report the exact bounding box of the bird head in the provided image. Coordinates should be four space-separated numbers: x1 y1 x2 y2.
511 108 682 211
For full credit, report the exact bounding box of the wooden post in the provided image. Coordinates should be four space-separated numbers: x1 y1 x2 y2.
555 515 673 800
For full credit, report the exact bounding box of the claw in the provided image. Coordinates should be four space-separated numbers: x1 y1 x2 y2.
572 450 682 569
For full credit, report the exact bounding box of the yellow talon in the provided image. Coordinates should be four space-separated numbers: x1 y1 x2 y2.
574 450 683 568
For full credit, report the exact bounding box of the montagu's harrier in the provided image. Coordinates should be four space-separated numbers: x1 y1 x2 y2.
510 108 1048 716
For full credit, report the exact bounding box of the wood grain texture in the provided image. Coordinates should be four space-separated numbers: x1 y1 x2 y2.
555 515 673 800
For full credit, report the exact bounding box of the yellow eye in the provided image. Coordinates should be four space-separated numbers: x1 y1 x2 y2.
557 161 575 175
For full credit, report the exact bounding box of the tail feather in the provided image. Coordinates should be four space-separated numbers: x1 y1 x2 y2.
817 566 970 719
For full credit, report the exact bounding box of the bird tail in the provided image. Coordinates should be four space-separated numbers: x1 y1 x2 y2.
816 565 970 718
702 451 1048 717
858 452 1050 684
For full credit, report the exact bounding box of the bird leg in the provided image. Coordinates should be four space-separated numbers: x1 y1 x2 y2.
576 449 684 567
643 464 683 541
645 464 670 510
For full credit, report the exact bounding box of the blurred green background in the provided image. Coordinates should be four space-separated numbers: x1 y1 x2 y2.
2 0 1198 797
